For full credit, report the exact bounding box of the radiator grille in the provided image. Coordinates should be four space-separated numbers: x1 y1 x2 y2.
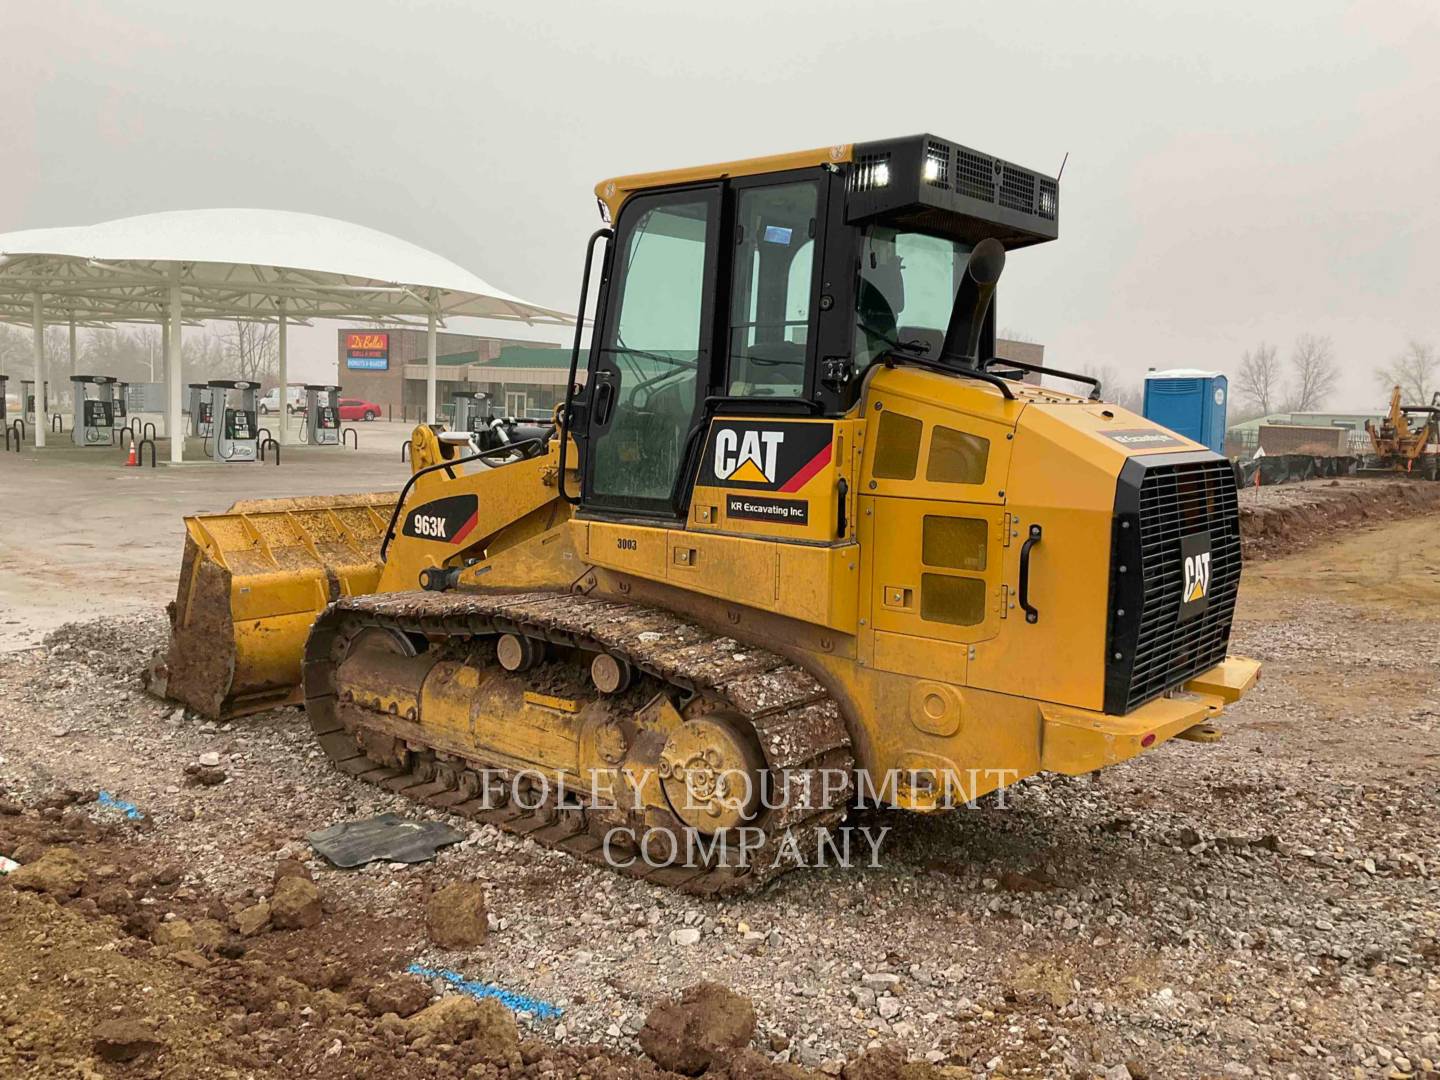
1109 457 1241 712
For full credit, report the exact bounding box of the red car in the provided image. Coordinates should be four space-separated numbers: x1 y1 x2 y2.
337 397 382 421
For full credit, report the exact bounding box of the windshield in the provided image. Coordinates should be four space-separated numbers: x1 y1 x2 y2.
854 226 972 368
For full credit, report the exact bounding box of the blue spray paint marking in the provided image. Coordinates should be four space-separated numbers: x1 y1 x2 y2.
406 963 562 1020
97 791 144 820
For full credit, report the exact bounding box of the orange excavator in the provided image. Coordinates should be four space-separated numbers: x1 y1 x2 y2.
1363 386 1440 478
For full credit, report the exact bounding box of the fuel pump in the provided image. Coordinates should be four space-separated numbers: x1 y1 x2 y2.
21 379 48 425
208 380 259 463
450 390 490 437
447 389 546 458
303 384 342 446
188 384 214 438
70 375 118 447
113 381 130 430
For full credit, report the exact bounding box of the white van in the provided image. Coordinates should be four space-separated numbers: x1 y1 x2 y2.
259 385 305 415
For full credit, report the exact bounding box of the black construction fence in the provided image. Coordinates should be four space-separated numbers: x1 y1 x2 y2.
1236 454 1440 487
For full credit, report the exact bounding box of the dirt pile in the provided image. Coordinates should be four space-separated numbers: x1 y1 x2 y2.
1239 477 1440 558
0 808 817 1079
639 981 757 1075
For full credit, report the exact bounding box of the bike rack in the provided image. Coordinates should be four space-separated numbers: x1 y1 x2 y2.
256 426 273 445
4 423 19 453
259 436 280 464
11 418 26 444
342 427 358 449
401 439 411 462
142 421 156 443
137 437 157 468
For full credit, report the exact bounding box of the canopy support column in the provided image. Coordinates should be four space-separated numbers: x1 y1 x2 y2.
425 308 438 425
277 302 289 444
33 295 46 449
167 284 184 463
68 319 77 438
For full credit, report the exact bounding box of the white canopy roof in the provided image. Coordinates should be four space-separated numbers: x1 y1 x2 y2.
0 209 575 459
0 208 573 326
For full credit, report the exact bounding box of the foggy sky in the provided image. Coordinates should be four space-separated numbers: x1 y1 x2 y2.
3 0 1436 407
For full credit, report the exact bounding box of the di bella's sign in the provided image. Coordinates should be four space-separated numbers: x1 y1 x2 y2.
345 332 390 371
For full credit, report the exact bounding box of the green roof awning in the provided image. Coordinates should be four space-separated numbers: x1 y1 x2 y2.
478 345 571 370
435 350 480 367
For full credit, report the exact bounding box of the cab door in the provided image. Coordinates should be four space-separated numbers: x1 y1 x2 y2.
583 184 722 518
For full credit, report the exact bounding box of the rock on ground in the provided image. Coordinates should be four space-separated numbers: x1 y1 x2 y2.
151 918 196 948
6 846 87 897
91 1018 162 1062
233 899 271 936
367 975 432 1018
638 981 756 1076
270 874 323 930
405 994 519 1062
425 880 488 948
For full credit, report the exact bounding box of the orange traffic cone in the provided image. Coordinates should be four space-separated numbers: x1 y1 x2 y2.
125 441 138 467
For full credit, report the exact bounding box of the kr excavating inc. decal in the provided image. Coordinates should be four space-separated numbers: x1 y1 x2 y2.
698 420 834 493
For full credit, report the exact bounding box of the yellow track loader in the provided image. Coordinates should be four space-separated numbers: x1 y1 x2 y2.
147 136 1259 893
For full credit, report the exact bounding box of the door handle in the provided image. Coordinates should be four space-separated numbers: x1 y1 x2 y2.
593 374 616 427
1018 524 1042 624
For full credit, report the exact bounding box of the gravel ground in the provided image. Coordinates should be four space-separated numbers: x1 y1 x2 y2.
2 498 1438 1079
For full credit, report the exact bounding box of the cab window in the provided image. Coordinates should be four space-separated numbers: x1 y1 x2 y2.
726 181 820 398
588 191 716 510
854 227 972 369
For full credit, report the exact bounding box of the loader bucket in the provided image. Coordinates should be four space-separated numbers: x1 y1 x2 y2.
144 493 397 719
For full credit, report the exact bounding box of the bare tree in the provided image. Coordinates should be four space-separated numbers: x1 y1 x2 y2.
79 326 168 383
42 326 71 380
1283 334 1338 413
219 320 279 382
184 330 231 383
1077 363 1142 411
0 325 29 375
1375 340 1438 405
1235 342 1282 415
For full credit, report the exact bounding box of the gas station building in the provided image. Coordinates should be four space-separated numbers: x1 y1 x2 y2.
335 328 570 420
333 328 1044 422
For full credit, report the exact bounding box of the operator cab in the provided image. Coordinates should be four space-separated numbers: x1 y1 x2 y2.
570 134 1061 518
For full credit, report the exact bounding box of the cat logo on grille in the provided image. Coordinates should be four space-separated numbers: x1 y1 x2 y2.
1178 531 1212 621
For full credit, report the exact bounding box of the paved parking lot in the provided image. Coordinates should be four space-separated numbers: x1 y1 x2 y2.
0 418 417 649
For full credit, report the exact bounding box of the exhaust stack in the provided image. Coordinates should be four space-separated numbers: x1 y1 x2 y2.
940 237 1005 367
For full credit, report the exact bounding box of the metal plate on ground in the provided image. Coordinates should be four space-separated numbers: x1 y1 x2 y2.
307 812 466 868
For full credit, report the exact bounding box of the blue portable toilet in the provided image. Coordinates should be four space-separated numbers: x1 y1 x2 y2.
1142 369 1228 454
